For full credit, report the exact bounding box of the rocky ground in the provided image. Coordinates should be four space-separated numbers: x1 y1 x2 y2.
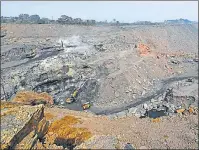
1 102 46 149
1 23 198 149
1 101 198 149
46 106 198 149
1 24 198 111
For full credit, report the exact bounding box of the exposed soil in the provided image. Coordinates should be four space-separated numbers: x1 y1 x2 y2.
44 106 198 149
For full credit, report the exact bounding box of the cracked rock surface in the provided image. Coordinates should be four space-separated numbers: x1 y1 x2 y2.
1 102 45 149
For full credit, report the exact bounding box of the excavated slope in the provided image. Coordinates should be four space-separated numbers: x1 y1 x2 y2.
1 23 198 113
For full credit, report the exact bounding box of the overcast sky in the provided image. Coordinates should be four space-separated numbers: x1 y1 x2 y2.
1 1 198 22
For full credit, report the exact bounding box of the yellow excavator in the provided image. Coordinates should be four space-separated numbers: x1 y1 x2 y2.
82 102 91 110
65 81 91 110
65 89 78 104
66 81 86 104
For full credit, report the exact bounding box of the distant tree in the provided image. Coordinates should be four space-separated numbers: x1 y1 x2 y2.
19 14 29 20
37 19 45 24
1 14 123 25
39 17 50 24
85 20 89 25
73 18 83 24
91 20 96 25
58 15 73 24
1 16 6 23
29 15 40 23
83 19 96 26
5 17 15 23
60 15 68 20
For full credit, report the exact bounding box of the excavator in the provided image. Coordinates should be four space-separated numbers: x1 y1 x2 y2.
82 102 91 110
65 81 91 110
65 89 78 104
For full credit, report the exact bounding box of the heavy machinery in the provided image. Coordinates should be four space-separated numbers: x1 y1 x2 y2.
66 88 80 104
82 102 91 110
65 89 78 104
65 97 75 104
65 81 91 110
26 49 36 58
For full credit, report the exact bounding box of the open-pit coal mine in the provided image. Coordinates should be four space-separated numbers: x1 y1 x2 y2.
1 23 198 117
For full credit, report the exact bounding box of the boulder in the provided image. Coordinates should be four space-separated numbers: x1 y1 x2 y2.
143 103 148 110
36 118 49 139
116 111 127 118
128 107 137 114
15 130 38 149
1 102 45 149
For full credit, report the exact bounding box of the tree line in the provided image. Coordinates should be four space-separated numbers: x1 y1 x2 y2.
3 14 191 26
1 14 119 25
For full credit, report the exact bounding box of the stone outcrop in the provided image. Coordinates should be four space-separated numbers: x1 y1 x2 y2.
12 91 54 105
0 102 46 149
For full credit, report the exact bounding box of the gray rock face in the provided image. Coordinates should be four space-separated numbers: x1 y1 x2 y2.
139 108 147 116
128 107 137 114
143 103 148 110
150 98 157 103
1 38 99 110
116 110 128 118
1 24 198 116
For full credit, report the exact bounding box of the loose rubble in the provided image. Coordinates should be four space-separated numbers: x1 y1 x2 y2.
107 77 198 120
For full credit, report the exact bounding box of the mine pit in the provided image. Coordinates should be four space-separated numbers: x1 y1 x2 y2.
1 22 198 149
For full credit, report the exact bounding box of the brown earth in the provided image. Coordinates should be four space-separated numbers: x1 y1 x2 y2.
12 91 54 105
43 106 198 149
1 100 198 149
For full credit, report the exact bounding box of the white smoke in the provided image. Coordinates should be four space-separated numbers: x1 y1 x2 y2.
57 35 81 47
